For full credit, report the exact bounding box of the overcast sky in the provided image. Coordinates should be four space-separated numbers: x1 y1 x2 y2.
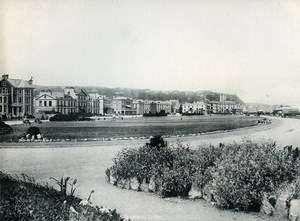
1 0 300 107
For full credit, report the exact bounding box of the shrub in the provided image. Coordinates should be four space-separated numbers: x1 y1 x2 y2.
108 136 196 197
107 137 300 211
25 126 41 139
0 121 12 135
49 114 77 121
158 145 194 197
192 143 225 189
210 140 300 211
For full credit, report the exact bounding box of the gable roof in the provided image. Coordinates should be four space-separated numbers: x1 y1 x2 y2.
35 93 56 100
1 78 34 88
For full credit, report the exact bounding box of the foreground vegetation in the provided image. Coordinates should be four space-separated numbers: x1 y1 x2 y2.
106 136 300 218
0 172 125 221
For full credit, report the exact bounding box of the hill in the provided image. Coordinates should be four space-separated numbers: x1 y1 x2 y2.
33 85 244 104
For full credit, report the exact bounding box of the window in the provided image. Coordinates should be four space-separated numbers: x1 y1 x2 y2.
39 101 42 106
2 88 8 94
0 97 1 103
49 101 52 106
0 106 2 112
4 97 6 103
44 101 47 106
19 97 22 103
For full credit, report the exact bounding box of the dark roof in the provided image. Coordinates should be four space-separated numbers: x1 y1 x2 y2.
1 78 34 88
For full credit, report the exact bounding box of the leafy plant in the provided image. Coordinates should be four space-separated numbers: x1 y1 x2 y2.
210 140 300 211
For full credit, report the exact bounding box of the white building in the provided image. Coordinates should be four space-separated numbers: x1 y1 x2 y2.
182 101 206 114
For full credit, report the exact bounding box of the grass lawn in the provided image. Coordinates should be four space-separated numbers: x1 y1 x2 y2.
0 115 262 142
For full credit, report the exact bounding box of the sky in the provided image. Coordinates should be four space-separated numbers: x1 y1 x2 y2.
1 0 300 107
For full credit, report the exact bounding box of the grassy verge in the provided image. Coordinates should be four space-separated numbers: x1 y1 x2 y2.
0 172 125 221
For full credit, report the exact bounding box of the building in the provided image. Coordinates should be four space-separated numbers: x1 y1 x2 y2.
0 74 34 119
111 97 136 115
182 101 206 114
133 100 145 115
143 100 152 114
35 90 58 114
76 89 88 114
142 100 172 114
273 106 300 117
103 96 113 114
87 92 104 115
156 101 172 114
56 94 77 114
168 100 180 113
35 90 77 116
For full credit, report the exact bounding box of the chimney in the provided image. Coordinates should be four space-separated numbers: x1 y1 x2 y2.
2 74 9 79
29 76 33 85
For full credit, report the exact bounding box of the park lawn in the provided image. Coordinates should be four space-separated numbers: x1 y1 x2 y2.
0 115 262 142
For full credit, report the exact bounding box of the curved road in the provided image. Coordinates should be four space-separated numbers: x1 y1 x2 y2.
0 117 299 221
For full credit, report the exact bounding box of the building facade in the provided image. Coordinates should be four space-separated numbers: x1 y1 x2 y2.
35 91 58 114
182 101 206 114
133 100 145 115
87 93 104 115
0 74 34 119
76 89 88 113
111 97 136 115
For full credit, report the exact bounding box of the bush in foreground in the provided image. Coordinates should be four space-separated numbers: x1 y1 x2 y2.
0 171 125 221
210 140 299 211
107 136 300 212
108 136 195 197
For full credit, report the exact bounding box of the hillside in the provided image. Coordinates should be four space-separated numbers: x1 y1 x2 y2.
33 85 244 104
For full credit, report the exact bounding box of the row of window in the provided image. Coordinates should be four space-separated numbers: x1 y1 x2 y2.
39 100 53 107
57 108 76 114
57 100 76 107
0 97 29 103
1 88 32 94
0 105 30 114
